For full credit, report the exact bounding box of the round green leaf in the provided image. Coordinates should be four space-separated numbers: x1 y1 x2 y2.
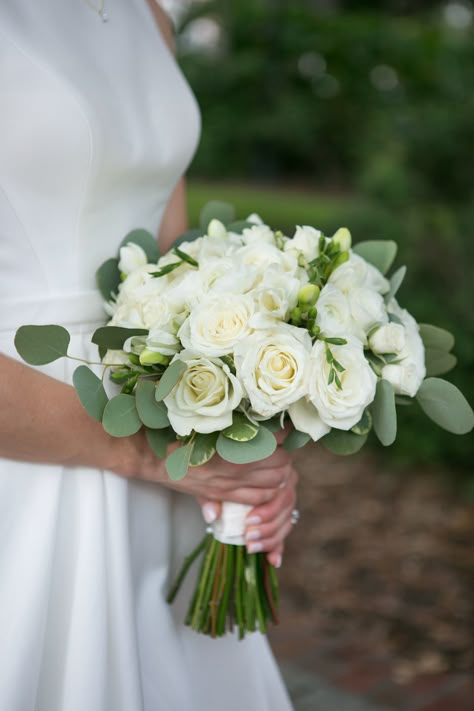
73 365 108 422
425 348 457 377
96 257 120 301
283 429 311 451
92 326 148 351
226 220 255 234
166 443 193 481
189 433 218 466
146 427 175 459
199 201 236 232
321 429 368 455
416 378 474 435
155 360 187 401
351 409 372 436
102 394 142 437
353 240 397 275
14 324 70 365
135 379 169 428
372 379 397 446
216 426 277 464
419 324 455 352
120 228 160 262
222 411 259 442
173 228 204 248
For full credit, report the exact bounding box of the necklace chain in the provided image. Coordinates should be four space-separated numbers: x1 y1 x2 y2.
83 0 109 23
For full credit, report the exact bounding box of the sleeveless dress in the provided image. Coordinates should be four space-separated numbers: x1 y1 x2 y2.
0 2 293 710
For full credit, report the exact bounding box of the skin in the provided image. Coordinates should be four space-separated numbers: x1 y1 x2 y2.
0 1 298 570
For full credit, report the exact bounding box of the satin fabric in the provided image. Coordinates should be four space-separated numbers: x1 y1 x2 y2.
0 2 293 709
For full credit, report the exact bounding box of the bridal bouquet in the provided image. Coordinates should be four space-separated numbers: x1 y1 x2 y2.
15 202 473 638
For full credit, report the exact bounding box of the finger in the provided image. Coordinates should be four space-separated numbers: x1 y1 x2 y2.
244 503 293 544
196 498 222 524
274 423 292 446
244 469 297 525
246 518 294 555
210 463 293 492
203 486 278 507
267 543 284 568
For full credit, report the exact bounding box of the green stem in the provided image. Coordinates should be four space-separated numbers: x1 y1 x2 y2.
217 545 234 636
191 537 218 630
262 555 280 624
234 545 245 640
253 554 267 634
210 543 225 638
167 534 210 604
195 539 221 632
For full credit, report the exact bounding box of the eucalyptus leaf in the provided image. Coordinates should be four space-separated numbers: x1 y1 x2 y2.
353 240 397 275
351 410 372 436
15 324 70 365
385 265 407 303
172 228 204 248
102 394 142 437
262 416 283 433
216 426 277 464
166 443 194 481
92 326 148 350
321 429 368 455
96 258 120 301
189 432 218 466
146 427 175 459
200 201 236 232
419 324 455 352
372 379 397 446
73 365 108 422
425 348 457 377
155 360 187 401
283 429 311 451
226 220 255 234
120 228 160 262
395 395 414 406
222 411 259 442
135 379 170 428
416 378 474 434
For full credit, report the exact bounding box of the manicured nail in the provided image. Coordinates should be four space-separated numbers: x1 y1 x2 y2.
246 515 262 526
202 503 217 524
245 529 261 542
247 542 263 553
273 554 282 569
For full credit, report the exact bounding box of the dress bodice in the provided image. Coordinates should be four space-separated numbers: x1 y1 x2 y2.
0 0 200 317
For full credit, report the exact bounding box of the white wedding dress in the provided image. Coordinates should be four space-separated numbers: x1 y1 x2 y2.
0 2 293 710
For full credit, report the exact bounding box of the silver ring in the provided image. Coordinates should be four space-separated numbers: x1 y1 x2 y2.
290 509 300 526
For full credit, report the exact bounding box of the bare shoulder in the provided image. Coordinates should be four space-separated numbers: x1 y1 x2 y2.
145 0 175 53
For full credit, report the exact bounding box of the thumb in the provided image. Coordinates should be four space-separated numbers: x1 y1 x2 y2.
196 498 222 524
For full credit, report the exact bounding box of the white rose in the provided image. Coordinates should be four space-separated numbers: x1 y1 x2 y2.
288 396 331 442
249 268 300 326
369 323 406 354
241 224 276 245
234 325 312 418
118 243 148 275
236 242 299 278
316 284 353 338
348 286 388 342
198 257 257 297
284 225 321 262
164 351 243 436
381 299 426 396
178 293 255 357
308 337 377 430
329 252 389 295
145 325 181 357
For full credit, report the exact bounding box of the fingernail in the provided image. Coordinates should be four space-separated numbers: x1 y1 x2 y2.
245 529 261 542
274 554 282 569
247 542 263 554
202 503 217 524
245 515 262 526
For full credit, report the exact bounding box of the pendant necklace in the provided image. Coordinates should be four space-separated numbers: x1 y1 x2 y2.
83 0 109 22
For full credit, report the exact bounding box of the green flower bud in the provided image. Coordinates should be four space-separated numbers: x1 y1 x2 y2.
333 250 350 268
298 284 320 307
290 306 302 325
310 323 321 338
332 228 352 252
128 353 141 366
139 349 170 366
308 306 318 320
207 219 227 239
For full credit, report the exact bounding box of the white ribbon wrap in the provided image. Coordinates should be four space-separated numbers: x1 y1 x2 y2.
211 501 252 545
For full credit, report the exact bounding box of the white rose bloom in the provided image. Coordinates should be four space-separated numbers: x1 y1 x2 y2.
234 325 312 418
309 337 377 430
164 351 243 436
284 225 321 263
145 326 181 356
369 323 406 354
118 264 166 298
118 243 148 275
236 242 299 278
249 268 300 327
288 397 331 442
198 257 257 297
165 269 202 315
329 252 389 295
316 284 353 338
178 293 255 357
381 299 426 396
173 237 203 262
241 224 276 246
348 286 388 343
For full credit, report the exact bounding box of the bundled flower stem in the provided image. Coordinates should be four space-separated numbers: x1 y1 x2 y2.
167 534 279 639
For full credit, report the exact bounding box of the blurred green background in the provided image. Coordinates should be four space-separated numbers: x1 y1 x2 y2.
171 0 473 476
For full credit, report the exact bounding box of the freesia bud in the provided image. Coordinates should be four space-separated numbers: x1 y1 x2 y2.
207 219 227 239
298 284 320 307
139 349 170 366
332 228 352 252
333 250 350 268
290 306 302 325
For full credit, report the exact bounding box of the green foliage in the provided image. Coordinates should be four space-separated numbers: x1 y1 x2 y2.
199 200 236 231
120 229 160 262
73 365 108 422
352 240 397 275
385 265 407 303
372 379 397 446
416 378 474 435
283 429 311 451
14 325 70 365
216 426 277 464
166 442 194 480
222 412 259 441
146 427 175 459
189 432 218 466
135 380 170 428
96 258 120 301
102 394 142 437
321 429 368 455
92 326 148 350
155 360 187 401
